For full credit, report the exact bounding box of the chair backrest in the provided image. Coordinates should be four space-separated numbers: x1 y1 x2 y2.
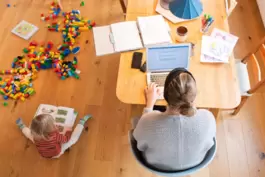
242 37 265 94
128 130 217 177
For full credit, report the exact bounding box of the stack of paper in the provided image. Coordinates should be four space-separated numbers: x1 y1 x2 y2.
138 15 172 46
200 28 238 63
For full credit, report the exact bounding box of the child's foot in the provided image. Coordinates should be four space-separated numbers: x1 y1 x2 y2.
79 115 92 125
16 118 25 130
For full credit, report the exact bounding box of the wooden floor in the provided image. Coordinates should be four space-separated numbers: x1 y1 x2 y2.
0 0 265 177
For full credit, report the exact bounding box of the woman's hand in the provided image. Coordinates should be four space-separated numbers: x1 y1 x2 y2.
145 83 161 108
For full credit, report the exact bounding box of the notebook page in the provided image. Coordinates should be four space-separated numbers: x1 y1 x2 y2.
93 26 115 56
110 21 143 52
138 15 172 46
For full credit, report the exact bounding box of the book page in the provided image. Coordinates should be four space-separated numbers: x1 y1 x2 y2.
138 15 172 46
110 21 143 52
35 104 58 118
34 104 76 134
56 106 75 127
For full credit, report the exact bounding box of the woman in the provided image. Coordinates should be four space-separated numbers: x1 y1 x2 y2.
133 68 216 171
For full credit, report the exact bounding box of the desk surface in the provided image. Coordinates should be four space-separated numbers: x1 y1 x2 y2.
116 0 241 109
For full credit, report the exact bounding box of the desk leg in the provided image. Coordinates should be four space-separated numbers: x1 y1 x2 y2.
209 108 220 120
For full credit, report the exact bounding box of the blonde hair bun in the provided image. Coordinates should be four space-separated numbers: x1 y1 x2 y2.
164 69 197 117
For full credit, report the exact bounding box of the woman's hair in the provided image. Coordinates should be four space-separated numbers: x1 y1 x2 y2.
164 68 197 117
30 114 57 140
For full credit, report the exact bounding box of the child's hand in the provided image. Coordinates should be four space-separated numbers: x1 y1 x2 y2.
64 127 72 132
145 83 162 108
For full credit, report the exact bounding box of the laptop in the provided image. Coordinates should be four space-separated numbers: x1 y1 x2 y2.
146 44 191 99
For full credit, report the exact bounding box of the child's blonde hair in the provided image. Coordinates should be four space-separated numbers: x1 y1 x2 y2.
30 114 57 140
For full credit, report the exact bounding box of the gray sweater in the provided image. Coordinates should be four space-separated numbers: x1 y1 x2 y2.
133 108 216 171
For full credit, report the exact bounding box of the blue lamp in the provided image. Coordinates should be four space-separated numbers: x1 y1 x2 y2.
169 0 203 20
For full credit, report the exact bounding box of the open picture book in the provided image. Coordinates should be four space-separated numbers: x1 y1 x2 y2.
34 104 78 134
93 15 172 56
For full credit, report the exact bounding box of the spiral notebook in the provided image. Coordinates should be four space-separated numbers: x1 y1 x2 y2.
93 15 172 56
93 21 143 56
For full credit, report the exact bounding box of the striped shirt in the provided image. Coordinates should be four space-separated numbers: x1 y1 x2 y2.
34 131 72 158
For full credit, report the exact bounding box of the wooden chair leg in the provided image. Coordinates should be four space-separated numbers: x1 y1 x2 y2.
232 96 248 115
119 0 127 14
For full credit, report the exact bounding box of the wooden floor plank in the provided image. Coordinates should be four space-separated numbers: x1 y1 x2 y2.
224 117 250 177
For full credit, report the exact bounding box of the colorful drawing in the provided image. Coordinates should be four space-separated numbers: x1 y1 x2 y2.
11 20 39 40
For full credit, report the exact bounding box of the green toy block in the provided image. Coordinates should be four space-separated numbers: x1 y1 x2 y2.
3 102 8 106
23 48 29 53
0 77 2 81
80 1 85 6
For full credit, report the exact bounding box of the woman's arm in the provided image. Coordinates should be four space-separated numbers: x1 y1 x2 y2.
143 83 161 114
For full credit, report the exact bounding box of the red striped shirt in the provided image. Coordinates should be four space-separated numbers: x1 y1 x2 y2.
34 131 72 158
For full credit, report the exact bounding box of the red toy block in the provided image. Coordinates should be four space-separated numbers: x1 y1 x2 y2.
30 41 38 46
91 22 96 27
45 16 50 21
27 54 36 58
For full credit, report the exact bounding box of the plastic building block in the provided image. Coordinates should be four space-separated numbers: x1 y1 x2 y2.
3 102 8 106
0 3 96 104
80 1 85 6
72 47 80 54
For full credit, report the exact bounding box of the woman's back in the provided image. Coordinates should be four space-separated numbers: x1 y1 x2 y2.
133 109 216 171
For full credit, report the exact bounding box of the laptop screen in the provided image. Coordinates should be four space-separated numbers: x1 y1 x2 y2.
147 44 191 72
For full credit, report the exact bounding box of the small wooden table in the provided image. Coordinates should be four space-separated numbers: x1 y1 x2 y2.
117 0 240 109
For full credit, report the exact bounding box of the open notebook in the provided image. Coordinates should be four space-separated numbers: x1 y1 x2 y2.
93 15 172 56
93 21 143 56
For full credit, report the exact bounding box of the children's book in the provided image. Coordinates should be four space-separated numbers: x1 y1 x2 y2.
34 104 78 134
12 20 39 40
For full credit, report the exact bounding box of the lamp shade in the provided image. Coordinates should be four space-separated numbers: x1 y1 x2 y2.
169 0 203 20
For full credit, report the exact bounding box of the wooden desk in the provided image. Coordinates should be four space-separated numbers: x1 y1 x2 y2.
117 0 241 109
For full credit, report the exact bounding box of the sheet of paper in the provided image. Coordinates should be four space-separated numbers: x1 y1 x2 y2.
211 28 238 47
11 20 38 40
110 21 143 52
201 28 238 63
138 15 172 46
201 35 232 62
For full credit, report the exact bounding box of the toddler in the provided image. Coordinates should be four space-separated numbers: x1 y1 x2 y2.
16 114 91 158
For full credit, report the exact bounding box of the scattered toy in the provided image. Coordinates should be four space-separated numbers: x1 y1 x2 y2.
0 1 96 105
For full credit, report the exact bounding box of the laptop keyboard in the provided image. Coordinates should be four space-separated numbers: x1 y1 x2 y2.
150 74 168 87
